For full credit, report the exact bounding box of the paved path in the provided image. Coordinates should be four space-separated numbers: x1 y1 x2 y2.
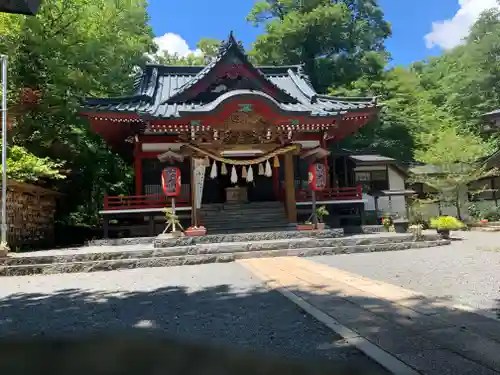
0 262 389 374
240 256 500 375
313 231 500 317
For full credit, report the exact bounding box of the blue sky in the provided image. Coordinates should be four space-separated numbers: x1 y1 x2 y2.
148 0 496 66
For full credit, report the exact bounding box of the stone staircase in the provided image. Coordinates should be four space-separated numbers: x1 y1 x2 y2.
0 230 450 277
200 201 292 234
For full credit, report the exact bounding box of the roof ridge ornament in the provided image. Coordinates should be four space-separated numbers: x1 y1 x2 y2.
218 30 238 54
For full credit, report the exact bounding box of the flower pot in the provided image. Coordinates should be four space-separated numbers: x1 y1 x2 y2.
185 227 207 237
315 222 325 230
296 224 314 231
393 220 409 234
437 229 450 239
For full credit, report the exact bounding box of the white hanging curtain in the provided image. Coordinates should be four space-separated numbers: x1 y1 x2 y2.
246 165 254 182
230 165 238 184
210 160 217 179
258 163 264 175
265 160 272 177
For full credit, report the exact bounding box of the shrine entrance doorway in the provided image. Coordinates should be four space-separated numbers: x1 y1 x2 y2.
202 158 276 204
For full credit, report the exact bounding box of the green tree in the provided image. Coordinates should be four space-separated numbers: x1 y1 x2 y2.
0 143 65 183
247 0 391 92
411 8 500 131
333 66 441 161
0 0 156 226
411 127 497 219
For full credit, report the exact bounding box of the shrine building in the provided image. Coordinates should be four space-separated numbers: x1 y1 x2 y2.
81 33 380 237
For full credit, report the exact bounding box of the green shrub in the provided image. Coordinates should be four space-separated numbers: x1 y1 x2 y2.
430 216 465 230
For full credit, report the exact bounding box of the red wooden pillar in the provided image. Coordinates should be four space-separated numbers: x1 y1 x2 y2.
134 141 143 196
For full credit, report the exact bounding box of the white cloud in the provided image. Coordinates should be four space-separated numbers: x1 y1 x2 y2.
425 0 500 50
153 32 202 57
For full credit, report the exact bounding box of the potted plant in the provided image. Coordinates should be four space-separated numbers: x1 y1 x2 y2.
381 216 392 232
297 221 315 231
315 206 329 230
429 216 465 239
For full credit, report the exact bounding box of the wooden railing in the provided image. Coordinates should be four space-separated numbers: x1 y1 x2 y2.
104 185 362 211
279 185 363 202
104 193 191 210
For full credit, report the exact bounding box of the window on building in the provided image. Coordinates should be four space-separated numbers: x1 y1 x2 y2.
469 178 496 201
354 170 389 192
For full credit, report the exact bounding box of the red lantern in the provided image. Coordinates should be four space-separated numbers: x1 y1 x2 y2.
161 167 181 197
308 163 327 191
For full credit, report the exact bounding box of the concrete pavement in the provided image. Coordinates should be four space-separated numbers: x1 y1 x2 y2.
239 257 500 375
0 262 390 374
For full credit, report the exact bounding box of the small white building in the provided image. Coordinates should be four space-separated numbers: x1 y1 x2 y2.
348 154 411 218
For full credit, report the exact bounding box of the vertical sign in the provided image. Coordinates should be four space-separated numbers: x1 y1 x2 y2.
194 158 206 209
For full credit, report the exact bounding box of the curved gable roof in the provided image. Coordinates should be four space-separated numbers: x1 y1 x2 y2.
82 33 377 119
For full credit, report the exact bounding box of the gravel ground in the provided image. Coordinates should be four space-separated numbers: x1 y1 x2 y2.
0 262 388 373
313 231 500 316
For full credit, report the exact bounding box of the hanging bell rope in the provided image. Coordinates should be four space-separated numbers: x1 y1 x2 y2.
185 144 299 166
210 160 218 179
230 165 238 184
247 165 254 182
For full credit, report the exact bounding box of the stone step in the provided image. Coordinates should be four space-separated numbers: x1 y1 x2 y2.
2 233 439 267
206 226 293 235
88 237 155 247
87 228 343 247
0 239 450 277
201 213 288 222
204 206 284 212
201 211 287 219
154 229 345 248
201 220 290 229
203 202 284 209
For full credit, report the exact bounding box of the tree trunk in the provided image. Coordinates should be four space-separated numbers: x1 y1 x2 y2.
455 190 462 220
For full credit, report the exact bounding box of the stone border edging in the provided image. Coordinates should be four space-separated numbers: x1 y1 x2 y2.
240 261 421 375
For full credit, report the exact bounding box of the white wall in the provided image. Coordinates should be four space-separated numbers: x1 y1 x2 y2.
354 165 407 217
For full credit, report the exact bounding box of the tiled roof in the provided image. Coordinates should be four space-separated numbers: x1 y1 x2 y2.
349 155 396 163
83 33 377 119
482 108 500 118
